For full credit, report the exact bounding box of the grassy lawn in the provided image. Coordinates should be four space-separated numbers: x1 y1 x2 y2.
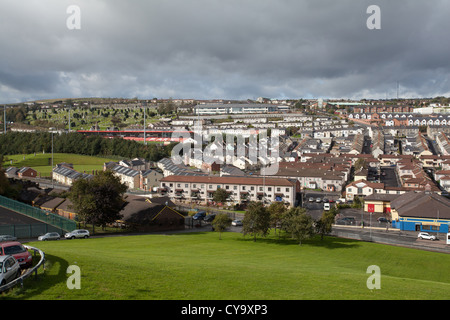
2 153 119 177
3 232 449 300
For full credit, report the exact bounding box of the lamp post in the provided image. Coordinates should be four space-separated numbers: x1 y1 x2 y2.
51 131 54 188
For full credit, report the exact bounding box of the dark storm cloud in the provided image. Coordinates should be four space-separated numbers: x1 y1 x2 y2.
0 0 449 103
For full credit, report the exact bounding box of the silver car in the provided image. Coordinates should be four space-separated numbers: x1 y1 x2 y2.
65 229 90 239
38 232 61 241
0 255 21 286
0 235 17 242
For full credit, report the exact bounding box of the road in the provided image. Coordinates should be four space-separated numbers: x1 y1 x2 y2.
380 166 401 188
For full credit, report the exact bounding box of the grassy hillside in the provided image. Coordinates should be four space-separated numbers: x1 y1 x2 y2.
2 153 119 177
5 232 450 300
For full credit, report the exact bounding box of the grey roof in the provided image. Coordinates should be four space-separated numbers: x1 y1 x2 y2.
391 191 450 219
53 165 93 180
111 165 139 177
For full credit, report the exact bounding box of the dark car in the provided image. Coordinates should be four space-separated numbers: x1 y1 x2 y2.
336 217 356 225
204 214 216 222
377 217 390 223
193 211 206 220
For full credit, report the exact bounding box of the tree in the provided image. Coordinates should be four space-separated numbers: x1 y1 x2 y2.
213 188 230 205
281 207 314 245
316 206 339 240
0 156 10 196
243 201 271 241
267 201 286 237
211 213 232 240
68 170 128 233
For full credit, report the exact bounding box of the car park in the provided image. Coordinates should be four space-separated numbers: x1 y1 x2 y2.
0 235 17 242
417 232 436 241
231 220 243 226
65 229 90 239
0 241 33 268
0 255 21 286
38 232 61 241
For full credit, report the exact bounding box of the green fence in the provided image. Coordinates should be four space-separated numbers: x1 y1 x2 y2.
0 195 76 233
0 223 68 239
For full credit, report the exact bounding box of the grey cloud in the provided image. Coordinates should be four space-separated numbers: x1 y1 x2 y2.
0 0 449 103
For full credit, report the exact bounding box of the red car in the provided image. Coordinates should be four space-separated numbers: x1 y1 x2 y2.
0 241 32 268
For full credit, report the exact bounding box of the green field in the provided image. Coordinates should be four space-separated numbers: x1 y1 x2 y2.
2 153 119 177
4 232 450 300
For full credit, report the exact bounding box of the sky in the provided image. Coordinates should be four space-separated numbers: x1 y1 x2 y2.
1 0 450 103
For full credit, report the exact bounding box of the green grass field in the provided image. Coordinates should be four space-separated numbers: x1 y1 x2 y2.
4 232 450 300
2 153 119 177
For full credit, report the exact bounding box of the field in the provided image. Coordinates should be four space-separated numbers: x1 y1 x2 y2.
2 153 119 177
4 232 450 300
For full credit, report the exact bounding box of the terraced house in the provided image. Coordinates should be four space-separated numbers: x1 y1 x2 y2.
159 175 299 207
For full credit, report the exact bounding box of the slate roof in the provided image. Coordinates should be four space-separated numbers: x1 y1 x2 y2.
391 191 450 219
53 165 93 180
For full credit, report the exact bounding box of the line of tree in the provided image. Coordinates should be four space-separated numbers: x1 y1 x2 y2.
239 201 339 245
0 132 175 162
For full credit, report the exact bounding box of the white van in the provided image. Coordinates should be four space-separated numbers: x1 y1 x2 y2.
323 202 330 211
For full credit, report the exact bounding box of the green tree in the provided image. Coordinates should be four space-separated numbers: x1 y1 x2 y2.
68 170 128 233
267 201 286 237
0 156 10 195
316 206 339 240
243 201 271 241
213 188 230 205
211 213 232 240
281 207 314 245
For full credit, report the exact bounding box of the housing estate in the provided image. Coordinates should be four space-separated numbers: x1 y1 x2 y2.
159 175 299 207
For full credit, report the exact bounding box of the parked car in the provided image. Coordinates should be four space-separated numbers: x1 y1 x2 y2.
0 235 17 242
0 241 32 268
65 229 90 239
204 214 216 222
231 220 243 226
0 255 21 286
377 217 390 223
336 217 356 225
192 211 206 220
308 197 314 202
323 203 331 211
38 232 61 241
316 198 322 203
417 232 436 241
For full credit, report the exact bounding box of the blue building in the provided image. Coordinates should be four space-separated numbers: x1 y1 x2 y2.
390 191 450 233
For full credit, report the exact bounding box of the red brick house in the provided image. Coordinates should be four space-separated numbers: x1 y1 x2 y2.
17 167 38 178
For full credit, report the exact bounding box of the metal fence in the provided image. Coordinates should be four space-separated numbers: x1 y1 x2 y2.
0 223 67 239
0 245 46 293
0 195 76 233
